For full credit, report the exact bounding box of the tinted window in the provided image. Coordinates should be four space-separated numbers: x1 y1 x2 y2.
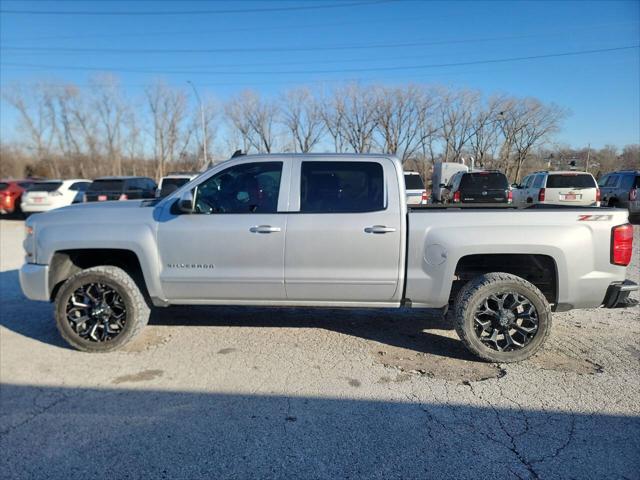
160 178 190 197
0 182 8 191
88 180 125 192
619 174 636 190
28 181 63 192
597 175 609 187
144 179 157 191
635 176 640 188
18 182 33 189
404 174 425 190
301 161 384 213
69 182 91 191
604 175 619 187
195 162 282 214
546 174 596 188
532 175 544 188
459 172 508 190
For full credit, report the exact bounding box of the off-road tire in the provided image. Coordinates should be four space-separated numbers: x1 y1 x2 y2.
453 272 552 363
55 266 150 352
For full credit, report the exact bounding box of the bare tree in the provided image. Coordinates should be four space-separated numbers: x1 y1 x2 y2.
468 95 504 168
438 88 479 163
225 90 278 153
334 84 379 153
146 81 191 177
92 75 128 176
281 88 325 153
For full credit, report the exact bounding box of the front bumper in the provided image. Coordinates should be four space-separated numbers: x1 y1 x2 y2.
19 263 50 301
602 280 639 308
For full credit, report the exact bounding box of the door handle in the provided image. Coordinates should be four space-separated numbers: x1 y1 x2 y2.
249 225 281 234
364 225 396 234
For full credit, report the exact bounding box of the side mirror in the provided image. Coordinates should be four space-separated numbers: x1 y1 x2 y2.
439 183 446 188
511 183 520 189
178 190 194 214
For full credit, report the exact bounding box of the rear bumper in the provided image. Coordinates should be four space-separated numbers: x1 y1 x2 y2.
19 263 50 301
602 280 639 308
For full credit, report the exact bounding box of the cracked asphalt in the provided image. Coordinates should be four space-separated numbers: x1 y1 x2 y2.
1 218 639 479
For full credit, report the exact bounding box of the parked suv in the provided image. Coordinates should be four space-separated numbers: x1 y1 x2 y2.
404 171 428 205
84 176 157 202
157 172 199 198
513 171 600 207
21 179 91 214
442 170 511 205
0 179 36 216
598 170 639 217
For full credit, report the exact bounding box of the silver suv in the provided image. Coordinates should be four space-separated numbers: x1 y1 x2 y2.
598 170 639 217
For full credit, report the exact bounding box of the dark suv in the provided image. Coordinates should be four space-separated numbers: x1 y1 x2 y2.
84 177 157 202
442 170 511 205
598 170 639 216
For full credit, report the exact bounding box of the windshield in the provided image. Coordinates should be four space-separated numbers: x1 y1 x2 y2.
160 178 191 197
546 174 596 189
88 180 125 192
404 174 425 190
460 172 508 190
28 181 63 192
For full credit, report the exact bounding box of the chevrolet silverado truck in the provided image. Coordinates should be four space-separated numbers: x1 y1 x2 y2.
20 154 638 362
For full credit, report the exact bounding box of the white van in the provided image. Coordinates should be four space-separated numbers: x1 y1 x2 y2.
513 171 600 207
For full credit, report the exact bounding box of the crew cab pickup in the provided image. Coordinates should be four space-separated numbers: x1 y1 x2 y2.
20 154 638 362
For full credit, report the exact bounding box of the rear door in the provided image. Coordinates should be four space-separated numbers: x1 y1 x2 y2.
545 173 598 206
157 159 289 301
284 158 403 302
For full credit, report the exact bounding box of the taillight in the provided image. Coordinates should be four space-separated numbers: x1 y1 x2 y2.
507 190 513 204
118 193 128 201
630 188 638 201
453 191 461 203
595 188 601 203
611 224 633 266
421 191 428 203
538 188 546 202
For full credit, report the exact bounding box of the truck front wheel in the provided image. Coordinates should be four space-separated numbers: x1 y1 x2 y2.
54 266 150 352
453 273 552 363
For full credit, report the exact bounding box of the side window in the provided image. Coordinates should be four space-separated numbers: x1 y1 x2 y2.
619 175 634 190
300 161 384 213
598 175 609 187
69 182 90 191
532 175 544 188
605 175 620 187
145 179 157 191
194 162 282 214
523 176 533 188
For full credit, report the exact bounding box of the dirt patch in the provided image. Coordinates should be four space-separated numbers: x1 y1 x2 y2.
112 369 164 384
122 327 170 353
376 373 411 384
532 351 604 375
218 348 237 354
373 344 503 384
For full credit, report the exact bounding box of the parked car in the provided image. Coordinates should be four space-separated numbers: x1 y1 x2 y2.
0 179 36 216
431 161 468 203
21 179 91 214
157 172 199 198
404 171 428 205
20 154 637 363
84 176 157 202
513 171 600 207
442 170 511 205
598 170 639 217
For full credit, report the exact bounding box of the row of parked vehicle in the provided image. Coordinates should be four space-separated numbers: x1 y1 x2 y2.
403 166 639 217
0 172 198 217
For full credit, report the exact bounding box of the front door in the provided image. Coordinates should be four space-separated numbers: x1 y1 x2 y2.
157 160 288 301
284 158 403 303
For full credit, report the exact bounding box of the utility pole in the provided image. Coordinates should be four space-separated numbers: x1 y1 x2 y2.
187 80 208 168
586 143 591 172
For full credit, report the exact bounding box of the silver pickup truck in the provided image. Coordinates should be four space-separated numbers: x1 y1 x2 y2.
20 154 638 362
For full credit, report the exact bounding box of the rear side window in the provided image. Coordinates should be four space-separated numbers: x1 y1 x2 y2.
532 175 545 188
546 174 596 189
301 161 384 213
160 178 190 197
28 181 63 192
404 174 425 190
619 174 636 190
88 180 125 192
604 175 620 187
459 172 508 190
69 182 91 191
635 176 640 188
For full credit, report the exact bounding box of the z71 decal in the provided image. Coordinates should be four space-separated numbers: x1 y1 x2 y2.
578 214 613 221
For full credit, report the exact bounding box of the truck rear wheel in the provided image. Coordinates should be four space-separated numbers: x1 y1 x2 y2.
453 273 552 363
54 266 150 352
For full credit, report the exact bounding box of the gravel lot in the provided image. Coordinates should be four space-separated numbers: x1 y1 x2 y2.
1 218 639 479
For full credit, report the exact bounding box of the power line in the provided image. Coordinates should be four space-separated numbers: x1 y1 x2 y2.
0 0 394 16
2 45 637 76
